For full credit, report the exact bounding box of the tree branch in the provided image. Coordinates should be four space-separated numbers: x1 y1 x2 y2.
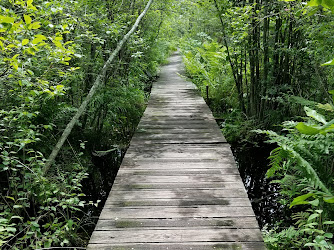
43 0 154 175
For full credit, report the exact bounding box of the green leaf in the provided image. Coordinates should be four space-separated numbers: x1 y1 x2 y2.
296 122 320 135
24 15 32 25
22 39 29 46
308 199 320 206
290 193 314 208
304 107 327 124
29 22 41 30
5 196 15 201
10 216 23 221
322 59 334 66
67 219 73 229
308 0 323 7
32 35 46 44
323 196 334 203
308 0 334 10
308 213 320 221
0 15 15 24
6 227 16 233
324 233 333 238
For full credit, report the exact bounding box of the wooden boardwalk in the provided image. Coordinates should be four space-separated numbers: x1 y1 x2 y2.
87 53 265 249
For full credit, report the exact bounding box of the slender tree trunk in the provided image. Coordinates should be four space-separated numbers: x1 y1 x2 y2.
260 0 269 119
249 16 256 116
212 0 245 113
43 0 154 175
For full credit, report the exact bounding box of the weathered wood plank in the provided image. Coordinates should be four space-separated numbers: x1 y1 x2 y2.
87 242 266 250
89 228 263 244
132 133 224 140
113 175 243 184
137 124 220 129
107 189 248 200
116 170 240 176
95 217 259 229
111 182 246 191
105 198 252 207
95 218 258 231
120 163 238 171
130 138 226 144
98 206 255 219
125 148 234 159
121 157 235 163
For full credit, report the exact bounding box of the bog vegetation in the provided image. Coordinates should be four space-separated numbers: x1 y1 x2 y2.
0 0 333 249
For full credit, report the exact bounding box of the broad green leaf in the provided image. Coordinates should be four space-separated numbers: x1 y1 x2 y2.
296 122 320 135
308 199 320 206
10 216 23 221
322 59 334 66
32 35 46 44
27 0 37 11
0 15 15 24
6 227 16 233
304 107 327 124
29 22 41 30
308 0 334 10
26 47 36 55
323 196 334 203
67 219 74 229
24 15 32 25
308 0 322 7
323 0 334 10
290 193 314 208
22 39 29 46
53 40 63 48
324 233 333 238
308 213 320 221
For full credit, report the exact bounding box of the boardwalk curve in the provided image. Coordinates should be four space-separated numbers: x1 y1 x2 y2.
87 53 265 250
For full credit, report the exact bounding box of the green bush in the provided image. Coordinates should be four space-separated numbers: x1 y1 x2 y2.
257 93 334 249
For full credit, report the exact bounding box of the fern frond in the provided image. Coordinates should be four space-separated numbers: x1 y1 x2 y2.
267 147 285 178
288 145 331 195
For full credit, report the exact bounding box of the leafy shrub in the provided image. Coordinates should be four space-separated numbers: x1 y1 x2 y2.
181 36 237 116
256 92 334 249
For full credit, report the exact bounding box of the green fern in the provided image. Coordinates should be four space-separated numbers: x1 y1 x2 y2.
267 147 284 178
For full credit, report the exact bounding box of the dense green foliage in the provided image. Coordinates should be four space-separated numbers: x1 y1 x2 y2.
168 0 334 249
0 0 174 248
257 101 334 249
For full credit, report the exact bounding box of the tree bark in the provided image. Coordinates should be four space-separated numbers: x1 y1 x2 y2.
43 0 154 175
